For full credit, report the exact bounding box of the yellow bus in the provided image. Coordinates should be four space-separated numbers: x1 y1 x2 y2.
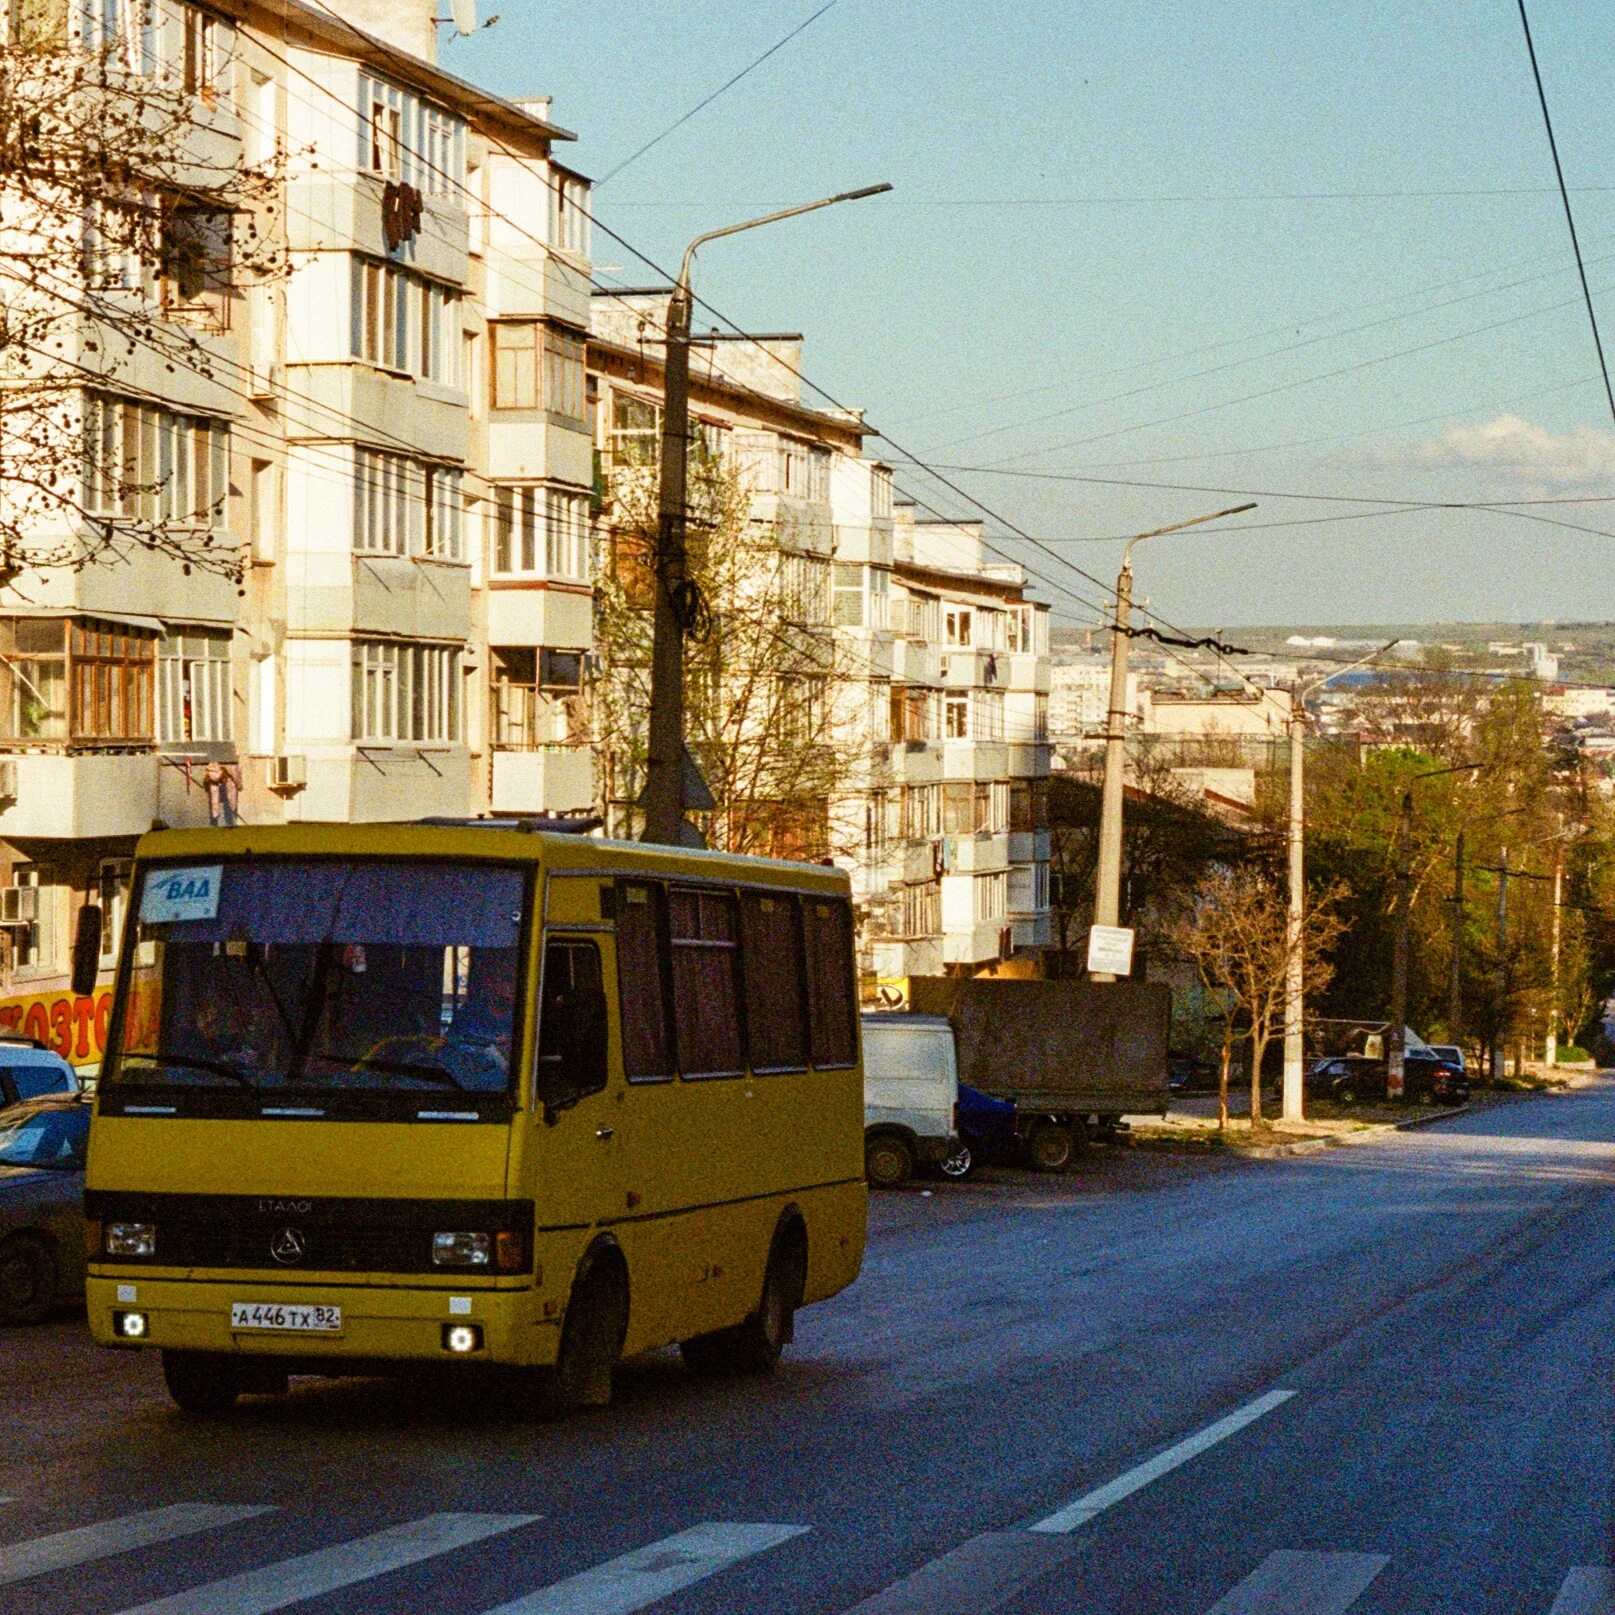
82 822 867 1414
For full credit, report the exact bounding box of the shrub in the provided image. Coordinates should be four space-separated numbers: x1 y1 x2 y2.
1557 1046 1593 1065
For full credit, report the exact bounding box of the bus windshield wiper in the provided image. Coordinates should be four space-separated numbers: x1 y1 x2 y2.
117 1052 257 1090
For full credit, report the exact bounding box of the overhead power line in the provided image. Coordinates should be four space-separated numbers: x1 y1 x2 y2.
594 0 844 186
1514 0 1615 432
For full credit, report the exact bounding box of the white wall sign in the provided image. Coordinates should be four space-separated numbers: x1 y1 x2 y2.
1087 924 1135 976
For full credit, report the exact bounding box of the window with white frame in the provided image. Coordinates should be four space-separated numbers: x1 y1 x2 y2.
868 566 890 628
544 327 586 423
359 73 466 195
901 879 941 938
871 464 893 519
945 606 972 647
902 783 939 839
351 640 462 743
178 4 221 100
780 553 830 624
157 628 231 745
609 394 659 467
944 692 969 739
974 690 1005 741
903 591 940 642
977 607 1007 651
424 467 463 560
491 485 590 580
76 0 157 70
352 260 460 382
551 170 590 256
1033 861 1050 912
975 871 1008 922
808 446 831 502
354 448 419 555
10 867 60 976
990 779 1010 831
81 394 228 526
780 439 810 496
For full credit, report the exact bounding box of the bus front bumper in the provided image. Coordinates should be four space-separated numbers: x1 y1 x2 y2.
86 1274 552 1367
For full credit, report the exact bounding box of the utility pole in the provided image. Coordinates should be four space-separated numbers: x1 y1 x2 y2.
1546 839 1564 1065
638 183 892 847
1388 790 1412 1099
1448 829 1464 1044
1491 845 1509 1086
1090 502 1255 981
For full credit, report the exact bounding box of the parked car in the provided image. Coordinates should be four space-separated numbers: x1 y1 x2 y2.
1427 1044 1468 1077
0 1097 90 1325
939 1083 1019 1180
1307 1052 1469 1106
861 1013 959 1189
0 1039 79 1114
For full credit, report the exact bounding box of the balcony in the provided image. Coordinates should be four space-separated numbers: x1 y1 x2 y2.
0 752 161 839
938 832 1009 875
1008 828 1052 864
940 649 1002 688
491 746 595 817
941 739 1009 781
891 638 938 685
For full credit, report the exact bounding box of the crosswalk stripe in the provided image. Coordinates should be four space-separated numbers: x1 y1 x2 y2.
476 1522 808 1615
1202 1551 1388 1614
837 1531 1086 1614
113 1511 539 1615
1549 1567 1615 1614
1030 1389 1298 1533
0 1504 274 1587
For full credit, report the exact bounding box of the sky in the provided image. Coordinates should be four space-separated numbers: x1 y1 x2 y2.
445 1 1615 630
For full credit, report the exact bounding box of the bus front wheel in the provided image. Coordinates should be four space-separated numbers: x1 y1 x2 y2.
543 1263 625 1416
161 1349 241 1415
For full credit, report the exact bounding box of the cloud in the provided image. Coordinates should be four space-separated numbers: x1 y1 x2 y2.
1398 413 1615 491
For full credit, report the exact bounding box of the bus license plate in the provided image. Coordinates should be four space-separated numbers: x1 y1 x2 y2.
230 1302 342 1334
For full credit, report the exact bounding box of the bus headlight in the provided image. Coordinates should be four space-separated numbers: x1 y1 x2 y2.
106 1223 156 1257
432 1232 490 1268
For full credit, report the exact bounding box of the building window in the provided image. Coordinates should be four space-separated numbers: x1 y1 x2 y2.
70 620 156 742
352 260 459 381
974 691 1005 741
901 783 939 839
945 693 969 739
551 171 590 257
351 641 462 743
490 647 581 748
902 591 940 643
871 464 893 519
780 439 810 496
833 563 864 628
544 327 586 424
945 607 972 648
609 394 659 467
180 5 219 99
81 395 227 527
424 467 463 561
901 879 941 938
10 867 59 975
808 446 831 502
355 449 420 555
360 73 465 195
1033 861 1050 912
157 628 231 745
0 618 68 740
491 322 538 409
492 486 590 580
975 871 1008 922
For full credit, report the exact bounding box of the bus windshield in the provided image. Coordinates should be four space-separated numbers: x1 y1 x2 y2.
104 859 527 1100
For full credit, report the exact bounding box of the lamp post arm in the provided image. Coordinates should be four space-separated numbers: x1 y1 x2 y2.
676 183 893 290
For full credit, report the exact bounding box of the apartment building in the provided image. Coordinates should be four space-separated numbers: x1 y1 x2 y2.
872 508 1052 986
0 0 591 1057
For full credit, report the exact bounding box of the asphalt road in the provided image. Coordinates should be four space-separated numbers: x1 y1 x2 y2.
5 1084 1615 1614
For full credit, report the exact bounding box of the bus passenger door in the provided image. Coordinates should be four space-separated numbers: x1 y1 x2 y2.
532 934 625 1233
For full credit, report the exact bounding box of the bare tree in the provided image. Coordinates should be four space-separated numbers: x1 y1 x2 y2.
1 11 286 582
591 449 860 858
1163 865 1345 1128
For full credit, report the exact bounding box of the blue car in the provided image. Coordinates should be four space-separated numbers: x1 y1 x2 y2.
939 1084 1018 1180
0 1098 90 1325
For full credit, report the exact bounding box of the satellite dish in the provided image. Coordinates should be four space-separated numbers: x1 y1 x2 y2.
448 0 475 34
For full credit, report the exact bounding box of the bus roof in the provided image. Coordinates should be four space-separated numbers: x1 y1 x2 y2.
132 822 853 896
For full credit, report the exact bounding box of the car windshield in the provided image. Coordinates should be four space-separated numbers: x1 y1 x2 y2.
104 859 527 1097
0 1106 89 1171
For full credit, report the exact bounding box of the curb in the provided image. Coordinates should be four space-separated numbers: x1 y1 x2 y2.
1236 1102 1471 1159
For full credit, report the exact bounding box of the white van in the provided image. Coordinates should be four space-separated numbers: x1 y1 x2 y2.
861 1013 958 1189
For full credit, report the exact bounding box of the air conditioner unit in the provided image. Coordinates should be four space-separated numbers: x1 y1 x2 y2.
0 886 38 925
266 754 307 793
0 759 17 803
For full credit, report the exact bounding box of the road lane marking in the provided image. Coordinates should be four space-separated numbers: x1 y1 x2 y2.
0 1505 275 1587
837 1531 1086 1614
1201 1550 1387 1613
113 1511 538 1615
1549 1567 1615 1614
476 1522 807 1615
1029 1389 1298 1533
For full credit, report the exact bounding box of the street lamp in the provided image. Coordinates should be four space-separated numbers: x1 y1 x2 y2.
640 182 893 847
1280 641 1396 1123
1090 502 1256 980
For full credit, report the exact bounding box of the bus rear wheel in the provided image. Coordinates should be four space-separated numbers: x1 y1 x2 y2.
162 1349 241 1415
681 1229 804 1377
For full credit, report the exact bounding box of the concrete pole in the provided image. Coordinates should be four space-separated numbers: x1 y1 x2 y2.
1491 846 1509 1085
1091 562 1132 982
1546 843 1563 1066
1282 700 1305 1122
1386 791 1412 1098
1449 829 1464 1046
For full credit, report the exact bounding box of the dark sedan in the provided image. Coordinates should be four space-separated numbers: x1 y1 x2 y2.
0 1098 90 1325
1307 1053 1469 1106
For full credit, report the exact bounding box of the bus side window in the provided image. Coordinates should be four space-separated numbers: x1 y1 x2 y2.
616 882 675 1083
803 898 857 1068
739 891 808 1073
537 939 607 1113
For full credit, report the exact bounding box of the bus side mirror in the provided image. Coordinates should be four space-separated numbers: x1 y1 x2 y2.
71 904 103 998
538 986 609 1121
